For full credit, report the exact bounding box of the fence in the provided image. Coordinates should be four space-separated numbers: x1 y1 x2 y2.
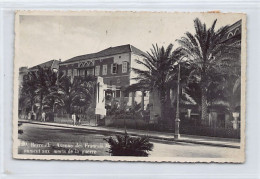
105 118 240 139
50 113 240 139
179 125 240 139
54 113 98 126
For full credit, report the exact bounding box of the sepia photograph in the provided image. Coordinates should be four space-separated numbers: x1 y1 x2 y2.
13 11 246 162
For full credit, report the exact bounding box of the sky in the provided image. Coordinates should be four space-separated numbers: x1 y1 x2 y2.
16 11 243 68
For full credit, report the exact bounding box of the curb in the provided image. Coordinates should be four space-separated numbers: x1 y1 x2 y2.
19 120 240 149
175 139 240 149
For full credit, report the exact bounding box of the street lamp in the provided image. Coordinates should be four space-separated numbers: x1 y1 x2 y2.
174 63 181 140
174 56 188 140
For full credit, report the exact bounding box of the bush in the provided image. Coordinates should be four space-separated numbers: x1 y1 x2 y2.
104 132 153 156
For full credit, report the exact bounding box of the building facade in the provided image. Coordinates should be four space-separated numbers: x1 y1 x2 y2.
59 44 149 117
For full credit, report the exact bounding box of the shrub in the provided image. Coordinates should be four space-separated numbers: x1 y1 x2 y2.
104 132 153 156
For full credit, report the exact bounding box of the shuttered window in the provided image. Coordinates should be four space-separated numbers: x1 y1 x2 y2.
122 61 128 73
95 66 100 76
103 65 107 75
111 63 118 74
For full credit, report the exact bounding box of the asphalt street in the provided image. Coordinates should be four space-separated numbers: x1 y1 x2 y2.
18 123 242 158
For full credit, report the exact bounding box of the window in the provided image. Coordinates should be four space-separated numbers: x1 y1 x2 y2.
79 63 84 67
79 69 85 76
95 66 100 76
102 65 107 75
73 69 78 76
86 68 94 76
67 69 72 77
122 61 128 73
227 32 233 39
111 63 118 74
234 28 239 35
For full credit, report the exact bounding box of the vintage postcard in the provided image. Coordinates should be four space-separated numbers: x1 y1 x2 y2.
13 11 246 162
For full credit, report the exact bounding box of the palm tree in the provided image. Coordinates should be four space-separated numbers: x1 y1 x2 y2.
42 70 66 112
130 44 178 123
177 18 240 123
19 66 56 119
19 73 38 115
27 66 63 119
210 72 241 117
58 75 95 114
31 66 52 119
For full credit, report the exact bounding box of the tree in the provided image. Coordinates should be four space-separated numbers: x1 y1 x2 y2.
20 66 59 119
19 66 96 119
209 71 241 117
177 18 240 123
32 66 54 119
130 44 179 123
42 71 66 112
58 75 96 114
19 73 38 114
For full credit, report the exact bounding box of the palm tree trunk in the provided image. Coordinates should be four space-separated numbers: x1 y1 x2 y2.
201 88 208 125
160 89 167 124
68 104 71 114
39 93 43 120
67 95 72 114
31 98 34 113
131 91 135 108
53 103 55 112
160 97 165 124
141 91 145 111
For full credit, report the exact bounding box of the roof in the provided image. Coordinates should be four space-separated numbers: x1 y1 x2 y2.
61 44 146 64
221 19 242 44
228 19 242 32
30 60 59 70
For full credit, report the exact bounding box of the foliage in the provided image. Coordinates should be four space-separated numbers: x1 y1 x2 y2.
104 132 153 156
106 100 143 121
20 71 38 113
131 44 178 93
177 18 240 122
130 44 180 122
57 75 96 114
19 66 96 119
41 69 66 112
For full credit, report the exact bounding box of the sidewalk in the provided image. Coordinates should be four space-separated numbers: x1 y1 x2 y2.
19 120 241 149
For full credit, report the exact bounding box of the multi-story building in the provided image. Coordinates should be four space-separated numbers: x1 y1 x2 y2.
29 59 60 72
59 44 149 116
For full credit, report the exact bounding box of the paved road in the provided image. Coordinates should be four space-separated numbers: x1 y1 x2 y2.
18 123 242 158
